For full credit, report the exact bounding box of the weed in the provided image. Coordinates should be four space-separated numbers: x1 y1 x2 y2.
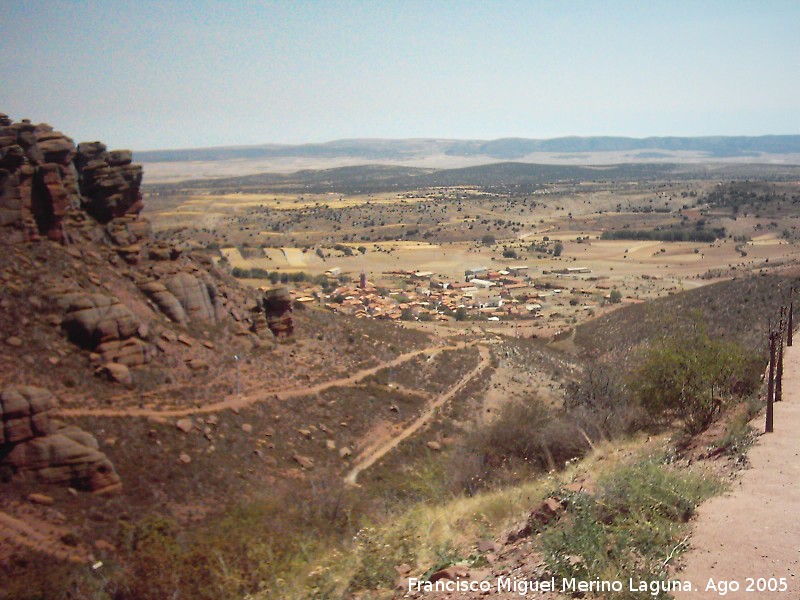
540 458 722 599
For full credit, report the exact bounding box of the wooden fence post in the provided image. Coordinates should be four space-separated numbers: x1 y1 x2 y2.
776 308 785 402
789 296 794 347
766 330 775 433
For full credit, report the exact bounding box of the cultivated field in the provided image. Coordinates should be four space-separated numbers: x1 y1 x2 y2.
145 172 800 338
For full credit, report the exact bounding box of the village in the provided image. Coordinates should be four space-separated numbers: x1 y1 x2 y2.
283 264 616 323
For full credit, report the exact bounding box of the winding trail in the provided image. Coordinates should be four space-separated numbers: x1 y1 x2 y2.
674 342 800 598
3 339 484 563
344 344 491 485
54 341 472 419
0 510 89 564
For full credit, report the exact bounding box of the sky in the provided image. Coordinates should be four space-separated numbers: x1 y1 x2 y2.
2 1 799 150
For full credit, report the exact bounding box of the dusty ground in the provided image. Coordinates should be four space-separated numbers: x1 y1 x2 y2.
674 344 800 598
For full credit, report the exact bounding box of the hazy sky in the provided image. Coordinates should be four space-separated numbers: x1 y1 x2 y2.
2 1 799 150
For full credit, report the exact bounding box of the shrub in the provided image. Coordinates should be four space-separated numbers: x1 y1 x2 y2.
565 364 640 437
633 325 761 434
464 398 592 478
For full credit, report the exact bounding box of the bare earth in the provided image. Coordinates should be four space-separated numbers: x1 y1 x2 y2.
344 344 490 484
675 344 800 598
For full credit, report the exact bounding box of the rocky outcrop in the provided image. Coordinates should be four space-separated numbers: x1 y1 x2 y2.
1 386 120 493
261 286 294 337
58 292 140 347
106 216 151 246
140 272 225 325
55 291 152 367
0 113 143 244
0 385 52 444
75 142 143 224
0 118 80 243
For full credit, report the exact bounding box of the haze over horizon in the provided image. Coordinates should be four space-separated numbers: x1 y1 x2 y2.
2 0 799 151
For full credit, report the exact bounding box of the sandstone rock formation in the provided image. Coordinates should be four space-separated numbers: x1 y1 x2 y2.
75 141 143 224
0 386 121 493
55 291 152 367
0 118 80 243
261 286 294 337
0 114 142 244
58 292 140 347
140 271 225 325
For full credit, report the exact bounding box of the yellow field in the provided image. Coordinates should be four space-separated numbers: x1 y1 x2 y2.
342 241 441 250
165 192 428 212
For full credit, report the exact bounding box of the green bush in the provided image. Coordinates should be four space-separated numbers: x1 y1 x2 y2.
634 325 761 434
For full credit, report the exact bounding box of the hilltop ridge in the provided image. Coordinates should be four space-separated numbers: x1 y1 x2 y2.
137 134 800 162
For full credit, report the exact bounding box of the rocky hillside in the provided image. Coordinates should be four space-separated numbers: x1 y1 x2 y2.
0 113 446 591
0 111 330 495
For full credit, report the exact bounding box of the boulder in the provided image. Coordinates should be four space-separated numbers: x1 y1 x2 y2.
175 418 194 433
58 293 141 348
27 493 55 506
0 386 120 493
106 216 151 247
262 286 294 337
97 363 133 386
1 386 54 444
529 496 565 527
292 454 314 470
141 272 223 324
164 273 221 323
95 338 152 367
6 430 120 493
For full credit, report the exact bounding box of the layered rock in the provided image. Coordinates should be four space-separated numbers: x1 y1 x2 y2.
262 286 294 337
0 385 52 444
140 272 225 325
56 291 151 367
0 386 120 493
0 118 80 242
0 113 143 244
58 292 140 346
75 141 143 224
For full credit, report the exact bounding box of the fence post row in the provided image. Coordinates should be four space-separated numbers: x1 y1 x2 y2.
766 287 796 433
776 307 785 403
766 330 775 433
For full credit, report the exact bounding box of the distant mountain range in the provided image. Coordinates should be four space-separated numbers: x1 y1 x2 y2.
137 135 800 163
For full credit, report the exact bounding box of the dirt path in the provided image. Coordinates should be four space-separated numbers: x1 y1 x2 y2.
54 342 469 419
674 343 800 598
344 344 491 485
0 509 89 564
